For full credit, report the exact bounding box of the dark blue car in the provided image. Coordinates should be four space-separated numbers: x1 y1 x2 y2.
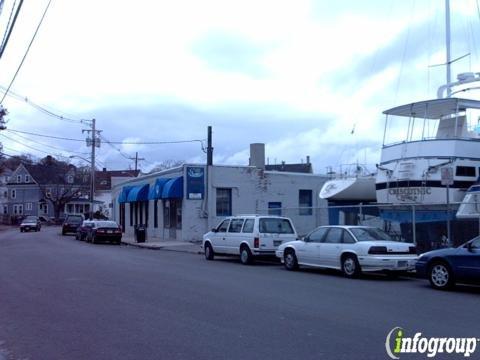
416 236 480 290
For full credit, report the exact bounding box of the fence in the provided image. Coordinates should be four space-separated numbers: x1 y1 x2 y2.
257 202 479 253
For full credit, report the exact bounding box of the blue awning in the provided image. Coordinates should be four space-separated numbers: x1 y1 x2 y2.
161 176 183 199
148 178 171 200
126 183 150 202
118 185 135 203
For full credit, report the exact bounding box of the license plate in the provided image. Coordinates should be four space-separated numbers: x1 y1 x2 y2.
273 240 282 246
398 260 407 267
107 230 113 234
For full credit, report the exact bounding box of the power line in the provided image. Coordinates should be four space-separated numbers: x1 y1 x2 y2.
0 0 23 60
0 85 86 124
5 129 86 155
1 0 52 104
0 132 55 155
8 128 205 145
8 129 85 142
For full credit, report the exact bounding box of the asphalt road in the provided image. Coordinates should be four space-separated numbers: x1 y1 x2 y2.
0 226 479 360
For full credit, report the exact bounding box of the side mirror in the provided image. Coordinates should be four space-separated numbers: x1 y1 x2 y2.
303 236 310 242
467 242 475 252
211 228 217 233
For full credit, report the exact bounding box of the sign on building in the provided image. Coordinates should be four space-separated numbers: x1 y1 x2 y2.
186 166 205 200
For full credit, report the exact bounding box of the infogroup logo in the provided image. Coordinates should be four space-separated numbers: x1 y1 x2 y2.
385 327 479 359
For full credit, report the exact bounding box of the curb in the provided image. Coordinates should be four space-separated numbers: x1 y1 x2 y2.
121 240 202 254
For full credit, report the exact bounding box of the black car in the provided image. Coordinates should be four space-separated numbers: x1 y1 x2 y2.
86 221 122 245
75 220 95 241
416 236 480 290
20 216 41 232
62 215 85 235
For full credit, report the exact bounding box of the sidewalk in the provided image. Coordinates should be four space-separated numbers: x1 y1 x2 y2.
121 233 203 254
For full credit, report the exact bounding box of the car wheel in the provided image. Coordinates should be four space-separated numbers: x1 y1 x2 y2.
342 254 361 278
240 245 253 265
284 249 299 271
204 243 214 260
428 261 454 290
20 228 23 232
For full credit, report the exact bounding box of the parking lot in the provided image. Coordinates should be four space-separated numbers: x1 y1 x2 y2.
0 226 479 360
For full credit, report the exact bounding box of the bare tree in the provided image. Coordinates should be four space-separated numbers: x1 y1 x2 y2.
147 160 184 174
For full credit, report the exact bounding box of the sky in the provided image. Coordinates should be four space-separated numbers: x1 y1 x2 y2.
0 0 479 174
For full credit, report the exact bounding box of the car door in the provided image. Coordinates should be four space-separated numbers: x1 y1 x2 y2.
318 227 344 268
296 227 328 265
226 218 245 254
453 237 480 283
211 219 230 253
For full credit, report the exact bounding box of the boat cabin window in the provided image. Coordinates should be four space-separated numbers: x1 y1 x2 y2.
456 166 476 177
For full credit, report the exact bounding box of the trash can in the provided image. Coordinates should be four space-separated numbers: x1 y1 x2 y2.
135 224 147 243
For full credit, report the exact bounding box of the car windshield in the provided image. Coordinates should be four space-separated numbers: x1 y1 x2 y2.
349 227 394 241
96 221 118 228
67 216 83 223
24 216 37 221
259 218 294 234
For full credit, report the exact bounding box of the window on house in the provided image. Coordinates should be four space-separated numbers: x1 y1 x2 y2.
67 175 74 184
17 175 22 183
456 166 476 177
13 204 23 215
3 191 7 198
299 189 313 215
216 188 232 216
3 205 7 214
268 202 282 216
26 203 32 211
11 189 16 199
25 175 30 183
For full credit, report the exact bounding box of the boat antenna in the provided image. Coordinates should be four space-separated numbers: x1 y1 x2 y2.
445 0 451 97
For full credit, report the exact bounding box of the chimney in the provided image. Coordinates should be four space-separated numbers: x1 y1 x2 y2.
103 167 107 172
306 156 310 164
249 143 265 169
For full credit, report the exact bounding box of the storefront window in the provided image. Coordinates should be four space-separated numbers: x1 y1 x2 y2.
216 188 232 216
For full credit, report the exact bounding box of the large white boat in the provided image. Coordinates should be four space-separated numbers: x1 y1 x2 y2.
320 175 376 202
376 95 480 205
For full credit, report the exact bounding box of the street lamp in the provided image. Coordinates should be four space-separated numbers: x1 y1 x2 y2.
69 155 94 219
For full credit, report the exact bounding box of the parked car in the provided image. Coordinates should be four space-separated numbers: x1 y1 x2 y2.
38 215 53 226
20 216 41 232
202 215 298 264
85 220 122 245
62 214 85 235
415 236 480 290
276 225 417 277
76 220 95 241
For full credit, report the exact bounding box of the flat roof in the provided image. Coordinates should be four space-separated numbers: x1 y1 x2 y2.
383 98 480 119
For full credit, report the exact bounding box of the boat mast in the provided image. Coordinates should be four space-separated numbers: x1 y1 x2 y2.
445 0 451 98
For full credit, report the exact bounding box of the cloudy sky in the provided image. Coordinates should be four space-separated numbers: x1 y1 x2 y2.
0 0 479 174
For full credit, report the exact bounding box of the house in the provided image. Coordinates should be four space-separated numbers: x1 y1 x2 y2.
4 159 140 223
6 162 90 222
0 168 12 222
94 168 139 218
112 144 329 242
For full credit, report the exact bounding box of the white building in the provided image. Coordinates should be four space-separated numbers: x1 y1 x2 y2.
112 145 329 242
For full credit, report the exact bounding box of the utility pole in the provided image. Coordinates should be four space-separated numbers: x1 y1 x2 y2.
82 119 101 219
129 152 144 172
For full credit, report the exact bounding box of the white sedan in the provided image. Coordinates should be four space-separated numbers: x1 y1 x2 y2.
276 226 417 277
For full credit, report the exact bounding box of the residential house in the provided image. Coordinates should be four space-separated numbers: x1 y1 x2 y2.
94 168 139 218
6 162 89 222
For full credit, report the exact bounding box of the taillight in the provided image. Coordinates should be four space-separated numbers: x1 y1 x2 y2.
97 229 105 233
254 237 260 248
368 246 387 255
409 246 417 254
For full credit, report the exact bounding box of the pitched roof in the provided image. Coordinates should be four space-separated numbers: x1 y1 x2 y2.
265 163 313 174
95 169 139 190
14 164 89 186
